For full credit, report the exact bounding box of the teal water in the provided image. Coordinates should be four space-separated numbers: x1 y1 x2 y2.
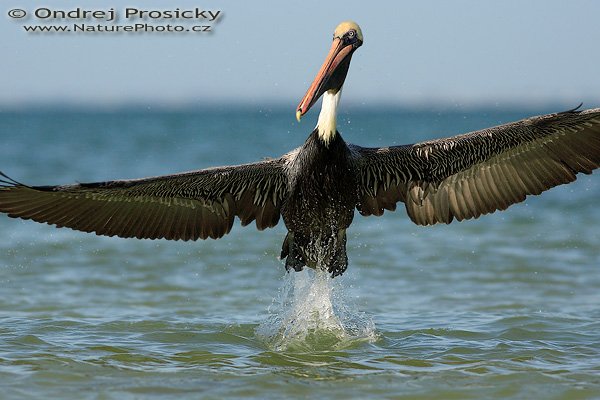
0 107 599 399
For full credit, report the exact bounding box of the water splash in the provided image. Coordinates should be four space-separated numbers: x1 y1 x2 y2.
256 269 377 351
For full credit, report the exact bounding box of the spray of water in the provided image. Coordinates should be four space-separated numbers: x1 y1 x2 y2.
256 268 377 351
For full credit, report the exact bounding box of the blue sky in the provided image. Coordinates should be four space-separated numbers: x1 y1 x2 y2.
2 0 599 108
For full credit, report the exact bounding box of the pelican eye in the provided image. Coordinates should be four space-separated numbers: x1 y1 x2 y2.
343 30 359 45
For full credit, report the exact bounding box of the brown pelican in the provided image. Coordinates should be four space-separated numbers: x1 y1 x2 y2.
1 21 599 276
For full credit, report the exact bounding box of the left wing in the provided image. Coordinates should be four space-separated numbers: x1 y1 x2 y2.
353 108 600 225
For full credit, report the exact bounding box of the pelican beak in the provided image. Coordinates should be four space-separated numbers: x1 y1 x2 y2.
296 37 356 121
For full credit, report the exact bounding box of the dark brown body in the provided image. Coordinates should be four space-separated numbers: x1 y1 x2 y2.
281 130 357 276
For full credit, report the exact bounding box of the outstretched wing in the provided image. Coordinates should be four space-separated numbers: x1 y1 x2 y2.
0 159 289 240
353 108 600 225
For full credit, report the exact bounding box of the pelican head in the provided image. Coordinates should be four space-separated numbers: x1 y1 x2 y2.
296 21 363 122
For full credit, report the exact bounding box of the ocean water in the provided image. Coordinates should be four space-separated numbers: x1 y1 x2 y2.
0 106 599 399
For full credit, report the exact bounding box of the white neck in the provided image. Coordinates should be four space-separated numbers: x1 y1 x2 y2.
316 89 342 146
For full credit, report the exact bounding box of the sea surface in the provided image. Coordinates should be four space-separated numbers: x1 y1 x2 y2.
0 106 599 399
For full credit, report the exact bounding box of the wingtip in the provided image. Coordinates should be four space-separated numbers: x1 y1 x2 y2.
562 102 584 114
0 171 23 187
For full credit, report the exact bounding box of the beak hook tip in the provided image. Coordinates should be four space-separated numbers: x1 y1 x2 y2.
296 110 302 122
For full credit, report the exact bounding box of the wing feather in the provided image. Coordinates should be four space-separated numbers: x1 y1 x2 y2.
0 159 288 241
354 108 600 225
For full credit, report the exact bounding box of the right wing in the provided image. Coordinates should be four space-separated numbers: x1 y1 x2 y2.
0 158 289 241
